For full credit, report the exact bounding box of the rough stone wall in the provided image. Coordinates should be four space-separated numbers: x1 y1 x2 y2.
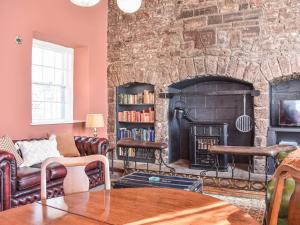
107 0 300 171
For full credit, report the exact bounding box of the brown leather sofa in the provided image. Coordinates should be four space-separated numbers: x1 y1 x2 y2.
0 136 109 211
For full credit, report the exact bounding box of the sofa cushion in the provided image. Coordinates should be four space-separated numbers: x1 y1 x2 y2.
17 167 50 191
17 137 61 167
53 133 80 157
31 163 67 180
0 136 24 166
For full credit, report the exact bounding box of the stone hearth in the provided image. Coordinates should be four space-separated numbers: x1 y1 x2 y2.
107 0 300 173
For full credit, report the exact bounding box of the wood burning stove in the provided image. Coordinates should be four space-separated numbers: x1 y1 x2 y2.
189 122 228 171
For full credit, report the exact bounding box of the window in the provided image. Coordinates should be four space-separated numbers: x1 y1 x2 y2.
31 39 74 124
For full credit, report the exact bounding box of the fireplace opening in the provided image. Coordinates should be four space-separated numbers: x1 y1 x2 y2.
168 77 255 169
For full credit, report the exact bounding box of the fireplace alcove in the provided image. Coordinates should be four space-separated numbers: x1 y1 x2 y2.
168 77 255 166
268 79 300 146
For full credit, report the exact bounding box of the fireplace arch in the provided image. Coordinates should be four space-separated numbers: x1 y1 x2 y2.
167 76 255 164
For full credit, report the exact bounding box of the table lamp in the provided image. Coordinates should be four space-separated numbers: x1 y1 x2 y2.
86 114 104 137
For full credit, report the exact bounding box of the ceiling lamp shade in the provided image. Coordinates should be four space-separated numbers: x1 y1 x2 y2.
70 0 100 7
117 0 142 13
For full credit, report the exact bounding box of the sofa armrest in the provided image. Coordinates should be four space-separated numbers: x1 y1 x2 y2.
74 136 109 156
0 150 17 211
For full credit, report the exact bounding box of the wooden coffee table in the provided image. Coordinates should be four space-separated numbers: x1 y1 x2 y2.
117 139 175 174
0 188 259 225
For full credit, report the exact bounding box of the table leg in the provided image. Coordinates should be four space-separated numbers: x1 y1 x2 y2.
146 149 149 172
215 154 219 177
214 154 220 187
159 150 176 175
134 148 137 171
156 149 162 174
111 149 114 175
123 147 129 174
231 154 236 188
248 155 253 190
122 148 126 174
264 156 270 225
231 154 235 179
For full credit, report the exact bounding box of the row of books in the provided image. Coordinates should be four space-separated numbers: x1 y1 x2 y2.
118 128 155 142
118 90 154 104
118 108 155 123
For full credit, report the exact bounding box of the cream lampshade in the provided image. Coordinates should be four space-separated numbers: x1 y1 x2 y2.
86 114 104 137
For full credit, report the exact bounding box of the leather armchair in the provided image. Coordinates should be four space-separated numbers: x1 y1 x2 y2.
266 151 296 225
0 136 109 211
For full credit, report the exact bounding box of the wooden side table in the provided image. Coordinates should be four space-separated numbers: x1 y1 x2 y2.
117 139 175 174
209 145 297 186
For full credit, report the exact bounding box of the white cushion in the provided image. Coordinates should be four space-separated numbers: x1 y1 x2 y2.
18 137 61 167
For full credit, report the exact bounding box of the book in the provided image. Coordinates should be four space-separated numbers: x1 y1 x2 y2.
118 108 155 123
118 127 155 142
118 91 155 104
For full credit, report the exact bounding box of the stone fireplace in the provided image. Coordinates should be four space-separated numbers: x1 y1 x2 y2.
167 77 254 165
107 0 300 173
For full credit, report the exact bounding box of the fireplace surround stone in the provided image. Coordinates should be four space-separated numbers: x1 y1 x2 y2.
107 0 300 173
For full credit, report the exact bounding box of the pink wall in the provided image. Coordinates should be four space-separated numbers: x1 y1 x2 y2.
0 0 108 139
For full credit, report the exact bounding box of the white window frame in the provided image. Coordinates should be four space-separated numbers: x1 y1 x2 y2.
31 39 74 125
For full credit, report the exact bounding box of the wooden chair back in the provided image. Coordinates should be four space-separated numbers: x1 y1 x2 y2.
41 155 111 200
268 151 300 225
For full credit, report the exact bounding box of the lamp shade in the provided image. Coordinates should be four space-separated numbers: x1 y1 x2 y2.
70 0 100 7
86 114 104 128
117 0 142 13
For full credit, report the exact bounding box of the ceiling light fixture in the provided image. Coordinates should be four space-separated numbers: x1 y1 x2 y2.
70 0 100 7
117 0 142 13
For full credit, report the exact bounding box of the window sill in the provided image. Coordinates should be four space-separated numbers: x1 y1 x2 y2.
31 120 85 126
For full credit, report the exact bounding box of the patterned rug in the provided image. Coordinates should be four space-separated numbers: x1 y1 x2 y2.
206 193 265 224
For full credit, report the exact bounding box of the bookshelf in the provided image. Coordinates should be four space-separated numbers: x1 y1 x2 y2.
116 83 155 163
